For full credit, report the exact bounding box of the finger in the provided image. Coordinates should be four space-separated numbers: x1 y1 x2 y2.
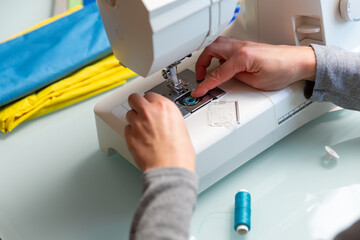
126 109 137 124
195 49 215 80
143 92 166 103
128 93 149 113
124 124 132 137
144 92 180 114
192 58 240 98
124 125 134 147
213 36 239 43
195 42 231 80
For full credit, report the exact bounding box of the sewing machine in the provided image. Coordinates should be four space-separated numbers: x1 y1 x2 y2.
94 0 359 192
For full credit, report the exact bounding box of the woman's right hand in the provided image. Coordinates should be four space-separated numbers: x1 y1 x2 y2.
192 36 316 98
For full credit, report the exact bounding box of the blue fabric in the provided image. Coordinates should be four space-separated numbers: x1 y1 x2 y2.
0 2 111 107
84 0 96 5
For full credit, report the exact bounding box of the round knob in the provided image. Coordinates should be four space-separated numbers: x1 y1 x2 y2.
340 0 360 22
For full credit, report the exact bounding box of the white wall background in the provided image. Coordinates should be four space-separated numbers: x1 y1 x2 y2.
0 0 54 41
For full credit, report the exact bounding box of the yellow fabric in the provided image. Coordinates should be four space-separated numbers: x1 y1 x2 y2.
0 6 137 133
0 55 136 133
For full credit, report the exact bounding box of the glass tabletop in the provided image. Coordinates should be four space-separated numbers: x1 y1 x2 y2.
191 109 360 240
1 92 359 240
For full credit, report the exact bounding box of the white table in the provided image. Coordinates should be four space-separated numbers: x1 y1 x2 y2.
0 0 53 42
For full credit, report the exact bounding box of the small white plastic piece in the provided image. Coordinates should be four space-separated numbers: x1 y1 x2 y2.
189 236 197 240
325 146 340 160
340 0 360 22
236 224 249 235
208 100 240 127
239 189 249 193
296 24 321 34
121 101 131 111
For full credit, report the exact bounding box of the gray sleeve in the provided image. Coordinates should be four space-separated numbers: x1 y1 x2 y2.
309 44 360 111
334 220 360 240
130 167 198 240
309 45 360 239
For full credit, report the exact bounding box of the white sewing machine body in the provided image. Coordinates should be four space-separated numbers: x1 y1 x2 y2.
95 71 335 192
95 0 359 192
238 0 360 50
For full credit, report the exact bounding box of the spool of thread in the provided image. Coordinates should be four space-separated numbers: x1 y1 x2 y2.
234 190 251 235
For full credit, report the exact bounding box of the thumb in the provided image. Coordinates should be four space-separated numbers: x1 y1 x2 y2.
191 58 239 98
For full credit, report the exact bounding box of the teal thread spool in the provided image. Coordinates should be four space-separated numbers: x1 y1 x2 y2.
234 190 251 235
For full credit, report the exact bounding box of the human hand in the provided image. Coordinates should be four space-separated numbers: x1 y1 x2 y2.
191 36 316 98
124 92 196 173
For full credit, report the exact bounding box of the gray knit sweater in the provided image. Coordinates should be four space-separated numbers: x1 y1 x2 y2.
130 168 198 240
310 44 360 110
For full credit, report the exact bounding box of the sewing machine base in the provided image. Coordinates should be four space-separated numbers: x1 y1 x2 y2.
94 68 335 193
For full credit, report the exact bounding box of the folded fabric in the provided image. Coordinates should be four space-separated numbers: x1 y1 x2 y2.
0 55 136 133
84 0 96 6
0 2 111 107
0 5 137 133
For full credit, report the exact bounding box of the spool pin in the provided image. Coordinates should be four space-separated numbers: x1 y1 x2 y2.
325 146 339 160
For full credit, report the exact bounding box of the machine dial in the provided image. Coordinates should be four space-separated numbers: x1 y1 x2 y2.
340 0 360 22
